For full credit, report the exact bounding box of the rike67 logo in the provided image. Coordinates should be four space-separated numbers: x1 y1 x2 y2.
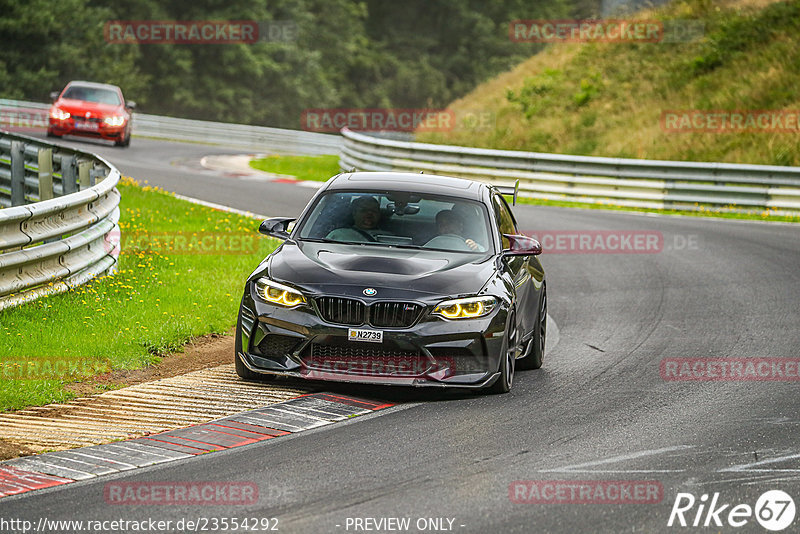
668 490 796 531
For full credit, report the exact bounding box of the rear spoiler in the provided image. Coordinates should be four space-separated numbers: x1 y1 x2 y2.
496 180 519 206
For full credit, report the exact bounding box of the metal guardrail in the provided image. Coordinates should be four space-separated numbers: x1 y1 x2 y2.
0 130 120 311
0 99 342 155
339 128 800 213
132 113 341 155
5 99 798 212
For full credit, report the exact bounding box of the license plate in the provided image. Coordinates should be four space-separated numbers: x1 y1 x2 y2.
348 328 383 343
74 121 98 131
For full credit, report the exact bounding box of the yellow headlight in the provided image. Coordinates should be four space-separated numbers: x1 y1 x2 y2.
433 296 496 319
256 278 306 308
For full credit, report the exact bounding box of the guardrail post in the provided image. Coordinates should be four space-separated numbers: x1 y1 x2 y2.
38 147 54 201
79 160 91 190
10 141 25 206
61 154 77 194
90 167 103 187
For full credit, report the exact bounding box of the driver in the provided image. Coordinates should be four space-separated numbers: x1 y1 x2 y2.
326 196 387 242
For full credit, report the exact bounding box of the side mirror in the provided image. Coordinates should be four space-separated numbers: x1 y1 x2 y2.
259 217 295 240
502 234 542 256
125 101 137 110
49 91 60 101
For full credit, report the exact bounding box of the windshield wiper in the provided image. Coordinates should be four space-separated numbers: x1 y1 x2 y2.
421 246 483 253
385 243 425 250
297 237 334 243
298 237 377 246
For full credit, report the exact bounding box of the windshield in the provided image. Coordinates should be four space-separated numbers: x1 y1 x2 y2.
62 86 121 106
296 191 493 254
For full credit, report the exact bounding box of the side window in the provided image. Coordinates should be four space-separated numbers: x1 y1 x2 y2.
492 194 517 249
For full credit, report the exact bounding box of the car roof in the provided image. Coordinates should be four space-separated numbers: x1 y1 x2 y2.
64 81 122 92
325 172 487 200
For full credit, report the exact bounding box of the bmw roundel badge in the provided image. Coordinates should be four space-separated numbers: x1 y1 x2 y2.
363 288 377 296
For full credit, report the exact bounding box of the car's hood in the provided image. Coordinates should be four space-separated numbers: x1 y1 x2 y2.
266 241 495 300
54 99 125 118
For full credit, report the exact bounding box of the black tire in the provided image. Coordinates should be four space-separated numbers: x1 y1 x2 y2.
519 285 546 370
235 352 277 382
46 129 61 138
488 310 518 394
235 353 261 379
115 128 131 147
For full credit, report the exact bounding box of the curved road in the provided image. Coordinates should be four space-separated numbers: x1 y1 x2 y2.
3 135 799 533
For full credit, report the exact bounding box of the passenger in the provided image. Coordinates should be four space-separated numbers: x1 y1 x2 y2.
426 210 481 251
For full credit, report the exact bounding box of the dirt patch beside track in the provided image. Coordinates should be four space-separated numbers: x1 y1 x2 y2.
0 331 311 460
65 330 236 399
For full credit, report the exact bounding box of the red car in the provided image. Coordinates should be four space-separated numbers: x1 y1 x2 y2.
47 81 135 147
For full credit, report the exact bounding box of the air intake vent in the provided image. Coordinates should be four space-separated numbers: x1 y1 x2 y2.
303 344 427 376
256 334 300 357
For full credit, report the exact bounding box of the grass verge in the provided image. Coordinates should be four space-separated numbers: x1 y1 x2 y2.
249 154 340 182
0 177 279 411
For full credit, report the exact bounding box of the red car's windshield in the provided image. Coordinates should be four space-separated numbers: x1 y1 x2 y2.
62 86 121 106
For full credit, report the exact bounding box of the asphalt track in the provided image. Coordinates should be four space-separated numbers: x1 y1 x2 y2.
3 135 799 533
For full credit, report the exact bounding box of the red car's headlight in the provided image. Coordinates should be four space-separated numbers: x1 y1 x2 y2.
50 108 70 120
103 116 126 127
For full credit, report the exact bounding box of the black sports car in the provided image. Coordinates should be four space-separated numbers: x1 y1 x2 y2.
235 171 546 393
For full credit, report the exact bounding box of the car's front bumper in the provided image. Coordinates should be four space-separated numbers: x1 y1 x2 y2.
48 118 127 141
236 287 508 388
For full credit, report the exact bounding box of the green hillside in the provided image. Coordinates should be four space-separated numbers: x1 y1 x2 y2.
418 0 800 166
